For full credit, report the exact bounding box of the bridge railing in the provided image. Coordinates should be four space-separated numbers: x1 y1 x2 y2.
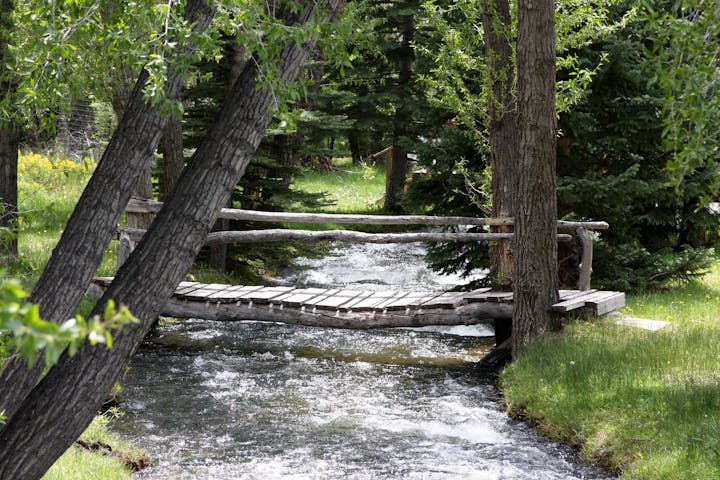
121 198 608 290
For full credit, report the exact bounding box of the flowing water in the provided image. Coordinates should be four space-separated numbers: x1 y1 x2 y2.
115 243 614 479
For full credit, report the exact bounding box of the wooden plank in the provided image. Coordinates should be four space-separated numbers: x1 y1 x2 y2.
384 292 437 311
275 288 329 307
486 292 514 303
419 292 468 309
551 290 610 313
371 292 413 311
337 291 376 310
207 285 263 302
313 290 366 310
182 283 232 299
301 289 341 307
462 288 493 303
558 289 596 301
587 291 625 315
240 286 296 303
174 282 205 296
346 291 397 311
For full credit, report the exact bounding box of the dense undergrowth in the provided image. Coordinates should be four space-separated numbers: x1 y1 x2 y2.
501 264 720 479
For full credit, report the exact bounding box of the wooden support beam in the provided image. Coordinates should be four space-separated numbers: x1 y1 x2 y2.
160 297 508 328
576 227 593 291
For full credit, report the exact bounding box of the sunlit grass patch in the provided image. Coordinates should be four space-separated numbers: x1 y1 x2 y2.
43 411 150 480
501 262 720 479
291 158 386 213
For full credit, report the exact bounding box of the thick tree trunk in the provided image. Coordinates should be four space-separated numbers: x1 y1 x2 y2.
0 128 18 260
0 3 345 478
0 0 215 427
482 0 516 290
512 0 560 353
384 3 416 213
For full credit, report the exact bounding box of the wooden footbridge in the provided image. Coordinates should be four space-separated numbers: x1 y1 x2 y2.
105 199 625 330
93 277 625 329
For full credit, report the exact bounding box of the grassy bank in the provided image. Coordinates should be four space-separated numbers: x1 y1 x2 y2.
500 264 720 479
43 411 149 480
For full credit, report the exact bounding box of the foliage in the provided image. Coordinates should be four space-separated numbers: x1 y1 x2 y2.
557 4 720 290
0 279 136 370
641 0 720 199
501 263 720 479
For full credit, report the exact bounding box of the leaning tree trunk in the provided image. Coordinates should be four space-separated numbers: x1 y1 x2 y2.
481 0 516 291
0 3 345 478
512 0 560 354
384 2 416 213
0 0 216 424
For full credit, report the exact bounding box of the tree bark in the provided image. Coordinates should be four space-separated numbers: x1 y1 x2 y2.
384 2 416 213
0 3 345 478
209 38 246 273
481 0 517 290
159 113 184 201
0 128 18 260
0 0 17 261
512 0 560 354
0 0 215 427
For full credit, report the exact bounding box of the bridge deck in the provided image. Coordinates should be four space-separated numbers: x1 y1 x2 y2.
93 278 625 329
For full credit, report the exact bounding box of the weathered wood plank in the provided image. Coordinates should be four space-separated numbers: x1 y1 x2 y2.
486 292 514 303
302 289 341 307
313 290 365 310
207 285 264 302
557 289 597 302
277 288 330 307
419 292 468 309
183 283 234 300
346 291 397 311
587 291 625 315
462 288 493 303
240 286 296 303
384 292 438 311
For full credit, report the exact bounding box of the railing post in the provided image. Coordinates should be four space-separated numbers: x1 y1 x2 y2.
117 231 135 272
576 227 593 291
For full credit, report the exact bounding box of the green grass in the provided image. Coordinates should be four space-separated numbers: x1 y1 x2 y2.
11 152 118 286
42 411 149 480
291 157 386 214
500 263 720 479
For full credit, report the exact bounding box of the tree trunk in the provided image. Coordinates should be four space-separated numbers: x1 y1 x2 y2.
0 128 18 260
0 3 345 478
384 3 416 213
0 0 215 427
159 113 184 201
512 0 560 354
481 0 516 290
209 38 246 273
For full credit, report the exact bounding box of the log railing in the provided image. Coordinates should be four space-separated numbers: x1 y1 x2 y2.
121 198 608 290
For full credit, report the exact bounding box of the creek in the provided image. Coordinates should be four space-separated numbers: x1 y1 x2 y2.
114 243 615 479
